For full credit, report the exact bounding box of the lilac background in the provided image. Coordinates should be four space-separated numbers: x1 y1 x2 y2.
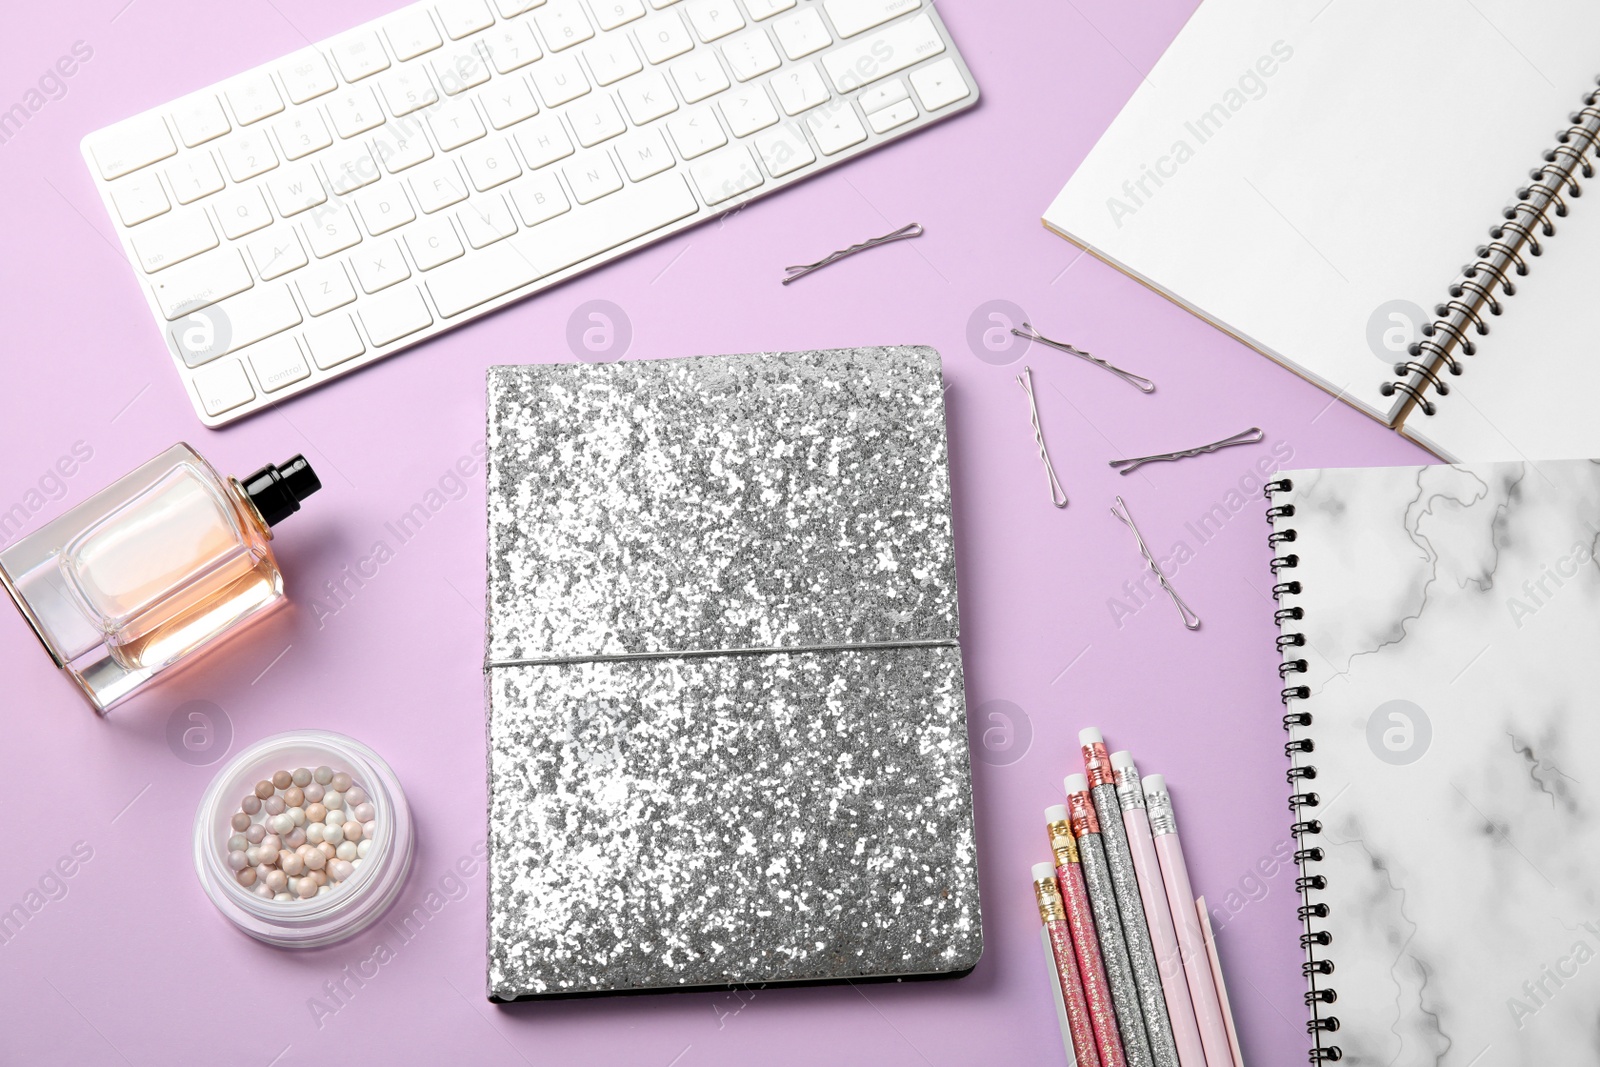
0 1 1429 1063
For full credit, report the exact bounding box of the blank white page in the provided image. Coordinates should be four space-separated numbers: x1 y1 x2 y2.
1045 0 1600 428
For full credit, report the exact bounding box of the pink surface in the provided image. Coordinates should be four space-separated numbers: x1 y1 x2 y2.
0 1 1430 1063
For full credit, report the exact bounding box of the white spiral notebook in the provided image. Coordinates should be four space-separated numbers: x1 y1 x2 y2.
1045 0 1600 463
1266 459 1600 1065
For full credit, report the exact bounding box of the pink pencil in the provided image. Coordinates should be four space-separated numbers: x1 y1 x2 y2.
1048 806 1126 1067
1034 861 1104 1067
1142 775 1235 1067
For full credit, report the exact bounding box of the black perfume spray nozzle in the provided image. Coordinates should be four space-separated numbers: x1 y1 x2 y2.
241 455 321 527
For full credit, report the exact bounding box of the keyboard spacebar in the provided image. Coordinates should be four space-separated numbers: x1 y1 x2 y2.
427 174 700 318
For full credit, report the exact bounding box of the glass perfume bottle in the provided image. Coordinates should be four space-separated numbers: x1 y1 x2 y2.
0 443 319 713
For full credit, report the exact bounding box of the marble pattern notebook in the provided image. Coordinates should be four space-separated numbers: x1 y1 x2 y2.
482 348 981 1001
1268 460 1600 1065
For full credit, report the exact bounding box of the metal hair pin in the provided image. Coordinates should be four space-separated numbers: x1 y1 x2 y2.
782 222 925 284
1110 495 1200 630
1109 426 1265 475
1010 323 1157 394
1016 366 1068 508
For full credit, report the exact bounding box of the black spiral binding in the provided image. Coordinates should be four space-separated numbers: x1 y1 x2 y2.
1381 78 1600 417
1264 478 1340 1062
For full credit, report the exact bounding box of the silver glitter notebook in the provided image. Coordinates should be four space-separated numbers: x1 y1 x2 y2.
483 347 980 1001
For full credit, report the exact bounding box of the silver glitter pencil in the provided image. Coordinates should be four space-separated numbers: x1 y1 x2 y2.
1083 730 1181 1067
1068 773 1155 1067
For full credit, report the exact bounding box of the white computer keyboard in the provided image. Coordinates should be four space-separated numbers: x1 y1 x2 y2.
80 0 977 427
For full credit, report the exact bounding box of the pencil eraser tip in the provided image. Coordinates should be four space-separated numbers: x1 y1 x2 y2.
1078 727 1103 745
1064 773 1087 793
1143 773 1166 792
1045 804 1069 822
1032 861 1056 881
1110 750 1135 770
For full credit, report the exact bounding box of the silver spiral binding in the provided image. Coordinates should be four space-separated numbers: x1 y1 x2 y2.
1382 77 1600 417
1264 478 1339 1062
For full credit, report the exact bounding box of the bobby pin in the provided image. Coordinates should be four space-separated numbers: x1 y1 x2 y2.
1010 323 1157 394
1109 426 1265 475
1016 366 1069 508
1110 495 1201 630
782 222 924 284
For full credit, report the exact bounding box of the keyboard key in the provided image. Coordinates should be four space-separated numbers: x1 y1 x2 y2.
433 46 491 94
220 129 279 181
461 137 523 189
719 85 778 136
593 0 645 30
806 103 865 154
402 215 466 269
722 30 781 81
689 144 762 204
359 285 433 345
428 98 488 149
457 194 519 247
351 238 413 292
225 74 284 125
409 158 472 211
193 359 255 416
436 0 495 39
508 171 570 225
386 9 445 59
304 314 367 368
131 209 218 273
583 36 642 85
823 0 918 38
354 183 417 234
753 121 813 176
615 127 675 181
820 12 941 93
534 1 594 51
666 105 727 158
685 0 744 41
278 49 338 103
772 9 830 60
214 187 274 239
745 0 795 18
481 77 540 128
88 114 177 180
482 23 542 73
273 111 334 159
171 94 231 147
426 172 694 315
249 334 312 392
771 63 828 115
296 260 358 315
513 114 575 167
246 227 310 279
303 203 365 258
494 0 546 15
566 96 625 147
266 162 328 216
867 97 916 133
330 31 392 82
110 171 170 226
858 78 908 114
373 123 436 173
638 12 694 64
321 141 381 194
172 284 302 366
327 87 387 139
563 152 623 203
909 56 968 111
530 54 589 105
670 51 730 103
378 68 440 116
618 70 678 124
150 247 253 320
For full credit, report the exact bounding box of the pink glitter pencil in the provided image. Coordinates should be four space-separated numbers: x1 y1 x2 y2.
1048 806 1127 1067
1034 861 1103 1067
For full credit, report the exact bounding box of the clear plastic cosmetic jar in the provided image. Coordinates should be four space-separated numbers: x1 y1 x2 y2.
193 731 414 947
